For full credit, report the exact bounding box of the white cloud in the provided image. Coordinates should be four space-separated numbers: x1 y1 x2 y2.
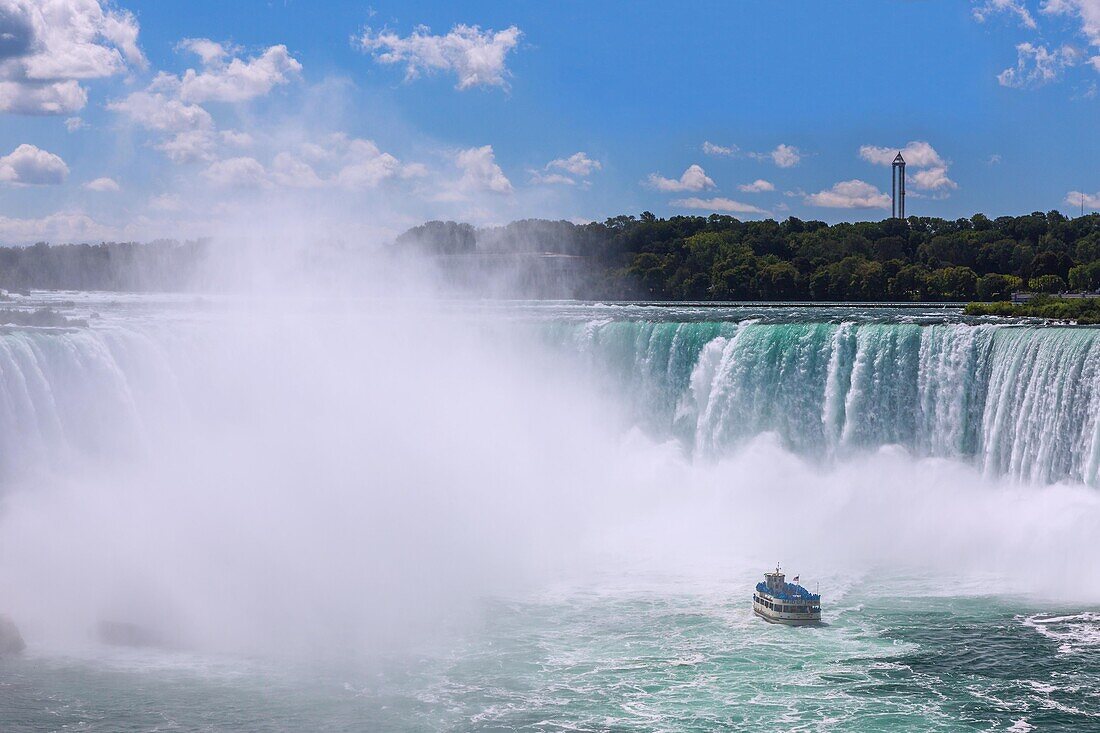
176 42 302 103
271 152 325 188
221 130 254 147
177 38 231 66
987 153 1003 164
547 151 601 176
805 180 891 209
1043 0 1100 52
0 79 86 114
909 167 959 191
671 196 767 215
155 130 218 164
973 0 1038 28
356 24 522 90
529 171 576 186
0 211 115 244
83 176 119 192
859 141 957 191
750 143 801 168
108 90 214 132
1065 190 1100 209
997 42 1080 87
202 156 269 189
532 151 601 185
0 0 144 114
455 144 512 194
646 164 715 192
334 139 403 188
64 115 85 131
702 141 737 156
148 193 182 212
860 141 945 168
737 179 775 193
0 143 69 185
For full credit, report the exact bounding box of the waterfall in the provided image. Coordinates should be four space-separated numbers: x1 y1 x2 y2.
0 313 1098 489
0 326 182 482
558 319 1100 486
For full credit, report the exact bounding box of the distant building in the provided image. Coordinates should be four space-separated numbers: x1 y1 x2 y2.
892 152 906 219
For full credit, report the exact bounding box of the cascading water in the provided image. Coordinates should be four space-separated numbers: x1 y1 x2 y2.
2 304 1099 488
555 316 1100 486
3 297 1100 732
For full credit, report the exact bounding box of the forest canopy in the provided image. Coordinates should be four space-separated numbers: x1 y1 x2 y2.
398 211 1100 302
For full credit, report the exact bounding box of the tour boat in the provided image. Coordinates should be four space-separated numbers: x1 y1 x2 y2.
753 565 821 626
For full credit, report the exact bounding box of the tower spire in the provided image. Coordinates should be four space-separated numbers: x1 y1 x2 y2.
892 152 906 219
888 151 906 217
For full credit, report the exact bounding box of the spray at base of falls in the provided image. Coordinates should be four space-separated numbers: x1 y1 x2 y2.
0 301 1099 657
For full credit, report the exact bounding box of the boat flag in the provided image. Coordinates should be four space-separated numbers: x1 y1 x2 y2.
792 575 799 583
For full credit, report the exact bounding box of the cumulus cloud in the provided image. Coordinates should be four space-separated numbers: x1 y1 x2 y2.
148 193 182 212
221 130 253 148
0 211 116 244
859 141 957 192
186 133 423 192
646 164 715 192
972 0 1038 28
702 141 737 156
547 152 601 177
175 41 302 103
356 24 522 90
107 41 303 167
155 130 218 164
64 115 85 131
1065 190 1100 209
455 144 513 194
0 78 85 114
0 0 144 114
83 176 119 192
805 180 891 209
108 90 214 132
202 156 270 189
333 138 403 188
270 152 325 189
671 196 767 215
909 167 959 191
737 179 775 193
750 143 801 168
531 151 601 185
998 42 1080 87
529 171 576 186
0 143 69 185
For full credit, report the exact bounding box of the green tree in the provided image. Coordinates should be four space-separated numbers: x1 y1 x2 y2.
1067 261 1100 292
928 267 978 301
976 273 1023 301
1028 274 1066 293
889 264 930 301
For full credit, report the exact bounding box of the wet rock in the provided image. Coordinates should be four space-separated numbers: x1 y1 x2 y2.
0 614 26 656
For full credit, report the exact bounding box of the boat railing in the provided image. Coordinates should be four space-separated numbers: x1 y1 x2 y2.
756 582 820 602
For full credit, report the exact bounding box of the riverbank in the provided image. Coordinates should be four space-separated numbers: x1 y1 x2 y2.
964 296 1100 324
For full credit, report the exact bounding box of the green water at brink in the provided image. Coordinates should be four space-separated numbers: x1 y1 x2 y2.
0 299 1098 731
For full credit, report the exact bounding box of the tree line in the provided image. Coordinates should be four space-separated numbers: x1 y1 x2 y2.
400 211 1100 301
0 240 209 292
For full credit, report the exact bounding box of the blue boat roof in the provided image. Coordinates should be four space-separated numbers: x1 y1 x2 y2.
757 581 820 602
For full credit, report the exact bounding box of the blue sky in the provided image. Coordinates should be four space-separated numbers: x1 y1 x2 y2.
0 0 1098 244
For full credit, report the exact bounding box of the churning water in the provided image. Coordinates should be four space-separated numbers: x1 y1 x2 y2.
0 295 1098 732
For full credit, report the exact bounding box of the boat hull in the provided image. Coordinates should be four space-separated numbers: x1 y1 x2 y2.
753 605 821 626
